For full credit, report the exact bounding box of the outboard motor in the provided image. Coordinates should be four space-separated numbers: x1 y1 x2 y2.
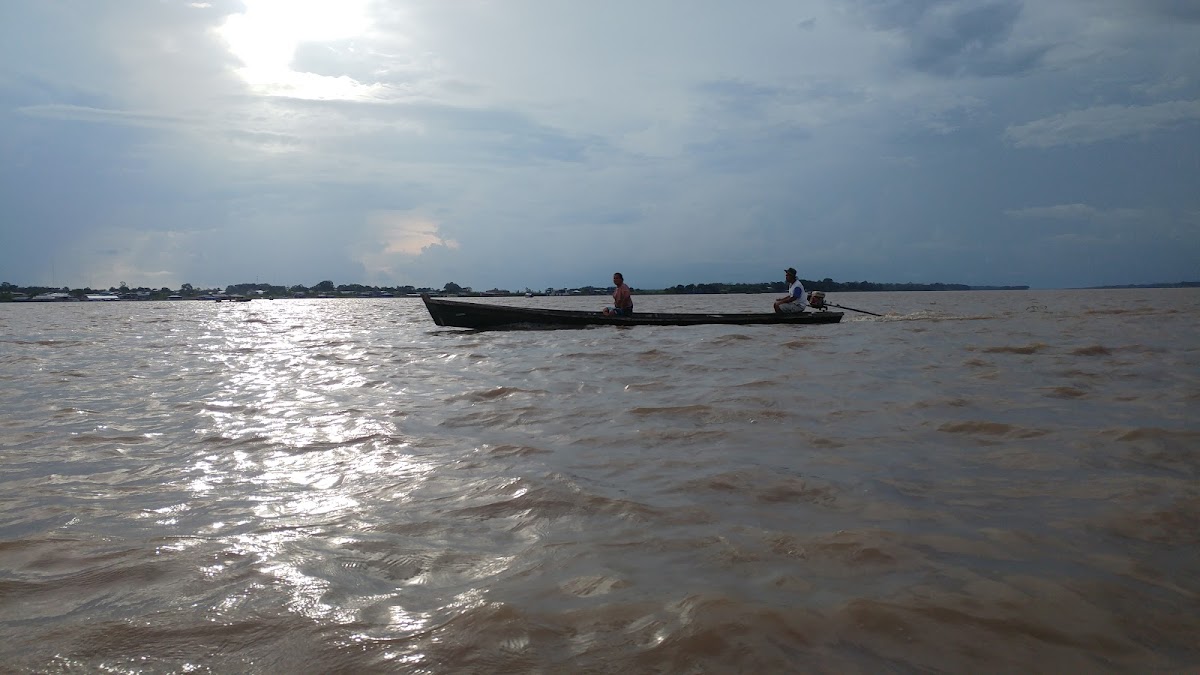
807 290 827 310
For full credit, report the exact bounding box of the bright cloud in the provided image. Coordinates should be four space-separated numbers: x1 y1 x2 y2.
345 211 460 281
370 211 459 256
216 0 381 100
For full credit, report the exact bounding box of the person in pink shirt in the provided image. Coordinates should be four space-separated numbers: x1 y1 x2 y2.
603 272 633 316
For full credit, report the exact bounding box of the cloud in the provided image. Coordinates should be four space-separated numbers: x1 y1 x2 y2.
1006 204 1100 219
17 104 182 128
906 2 1043 77
369 211 459 256
1005 204 1146 222
346 211 462 281
847 0 946 31
16 103 304 156
1144 0 1200 22
1005 100 1200 148
848 0 1049 77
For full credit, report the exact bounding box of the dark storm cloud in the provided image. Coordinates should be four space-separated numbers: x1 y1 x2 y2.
852 0 1049 77
1145 0 1200 22
906 3 1046 77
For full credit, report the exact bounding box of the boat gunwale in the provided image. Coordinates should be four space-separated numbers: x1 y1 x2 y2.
420 294 844 328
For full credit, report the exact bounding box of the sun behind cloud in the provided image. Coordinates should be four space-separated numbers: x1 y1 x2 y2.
370 211 460 256
354 211 459 280
216 0 379 100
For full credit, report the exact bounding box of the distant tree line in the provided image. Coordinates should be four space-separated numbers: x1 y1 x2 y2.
1086 281 1199 289
0 280 442 301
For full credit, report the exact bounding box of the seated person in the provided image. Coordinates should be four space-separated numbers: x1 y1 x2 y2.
603 272 633 316
773 267 807 313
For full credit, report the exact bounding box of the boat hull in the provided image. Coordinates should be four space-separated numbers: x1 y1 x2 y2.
420 294 843 330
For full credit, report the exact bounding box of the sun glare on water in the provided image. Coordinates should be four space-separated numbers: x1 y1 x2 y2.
217 0 378 100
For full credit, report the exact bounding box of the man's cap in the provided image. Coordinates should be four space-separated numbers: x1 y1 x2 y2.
784 267 797 275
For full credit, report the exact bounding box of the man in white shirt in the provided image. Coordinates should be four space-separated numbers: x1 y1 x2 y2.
773 267 807 313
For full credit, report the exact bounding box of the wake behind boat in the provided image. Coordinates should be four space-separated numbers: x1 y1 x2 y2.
420 293 844 330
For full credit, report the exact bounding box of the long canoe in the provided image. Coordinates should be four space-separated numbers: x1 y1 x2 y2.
420 294 843 330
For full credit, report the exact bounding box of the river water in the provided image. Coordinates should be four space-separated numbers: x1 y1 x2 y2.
1 289 1197 673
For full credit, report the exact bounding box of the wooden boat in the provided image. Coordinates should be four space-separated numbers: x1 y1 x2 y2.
421 293 843 330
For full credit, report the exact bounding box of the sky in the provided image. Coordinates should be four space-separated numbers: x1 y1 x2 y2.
1 0 1198 291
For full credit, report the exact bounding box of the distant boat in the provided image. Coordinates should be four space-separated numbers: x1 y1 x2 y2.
30 292 77 302
420 293 843 330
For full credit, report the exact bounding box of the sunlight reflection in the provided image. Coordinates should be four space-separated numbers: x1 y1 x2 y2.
188 301 440 631
222 529 353 621
198 304 396 450
386 606 432 633
261 559 352 622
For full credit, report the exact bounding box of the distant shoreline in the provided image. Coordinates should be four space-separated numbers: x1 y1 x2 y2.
1075 282 1200 289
